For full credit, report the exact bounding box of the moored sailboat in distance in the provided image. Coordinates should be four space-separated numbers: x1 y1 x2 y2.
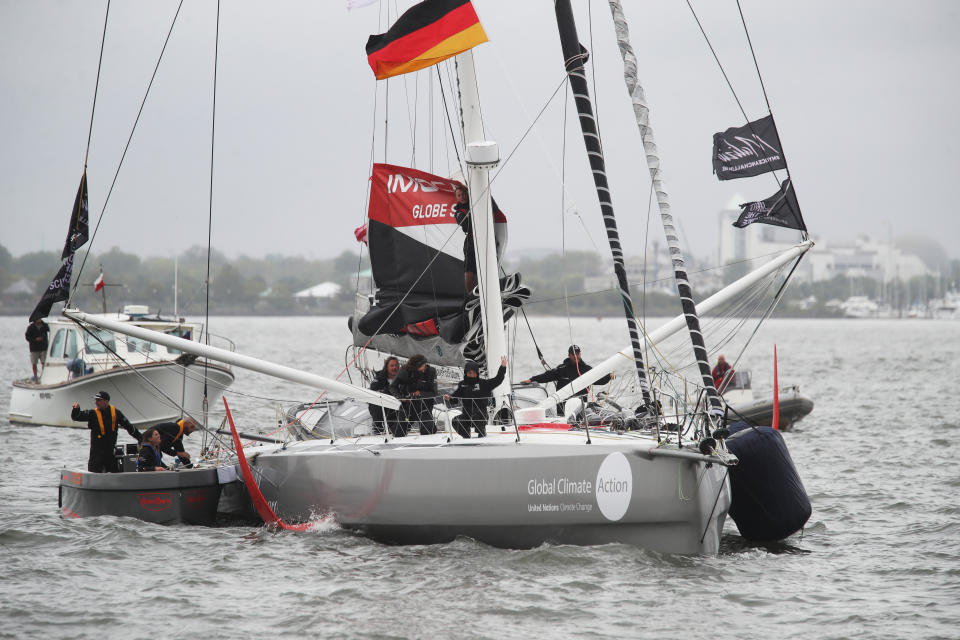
65 0 813 550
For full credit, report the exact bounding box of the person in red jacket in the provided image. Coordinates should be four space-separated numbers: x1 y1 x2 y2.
712 355 734 393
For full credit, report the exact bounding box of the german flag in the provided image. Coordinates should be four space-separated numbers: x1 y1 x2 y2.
366 0 487 80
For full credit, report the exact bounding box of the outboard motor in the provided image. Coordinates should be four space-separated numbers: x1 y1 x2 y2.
724 424 811 541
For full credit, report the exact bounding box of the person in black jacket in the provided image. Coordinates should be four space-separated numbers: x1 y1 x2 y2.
446 356 507 438
368 357 400 436
25 318 49 381
521 345 614 414
152 417 199 467
453 184 476 295
390 354 438 436
71 391 142 473
137 427 169 471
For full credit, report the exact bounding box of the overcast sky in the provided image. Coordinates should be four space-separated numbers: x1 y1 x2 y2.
2 0 958 267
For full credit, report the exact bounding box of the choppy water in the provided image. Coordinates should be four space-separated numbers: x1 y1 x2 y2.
2 315 959 639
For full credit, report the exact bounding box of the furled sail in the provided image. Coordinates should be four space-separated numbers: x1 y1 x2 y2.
353 163 525 366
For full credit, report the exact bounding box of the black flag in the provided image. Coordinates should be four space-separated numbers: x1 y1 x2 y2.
63 172 89 258
712 115 787 181
29 173 90 321
29 254 74 322
733 179 806 232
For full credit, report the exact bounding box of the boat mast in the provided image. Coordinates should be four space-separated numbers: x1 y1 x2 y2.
454 51 511 407
606 0 723 419
553 0 652 407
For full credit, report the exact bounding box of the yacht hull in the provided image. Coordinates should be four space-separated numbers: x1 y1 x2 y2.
248 431 732 554
9 361 235 428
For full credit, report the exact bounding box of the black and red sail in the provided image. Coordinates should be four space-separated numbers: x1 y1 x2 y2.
356 163 517 360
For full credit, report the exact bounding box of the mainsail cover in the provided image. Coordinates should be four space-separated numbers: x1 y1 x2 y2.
356 163 517 365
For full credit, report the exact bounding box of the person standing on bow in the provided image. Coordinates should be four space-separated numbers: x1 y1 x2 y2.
71 391 142 473
137 428 169 472
711 355 734 393
152 417 199 468
445 356 507 439
391 354 438 436
368 356 400 436
520 345 613 414
25 317 49 382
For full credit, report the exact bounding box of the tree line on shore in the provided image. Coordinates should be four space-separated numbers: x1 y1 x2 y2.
1 242 957 318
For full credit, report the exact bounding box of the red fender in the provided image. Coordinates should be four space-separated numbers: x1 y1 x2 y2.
223 396 311 531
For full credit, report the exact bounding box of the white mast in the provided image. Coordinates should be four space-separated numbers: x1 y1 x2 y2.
455 51 511 407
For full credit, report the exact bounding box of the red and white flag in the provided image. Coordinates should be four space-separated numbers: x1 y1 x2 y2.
93 271 105 292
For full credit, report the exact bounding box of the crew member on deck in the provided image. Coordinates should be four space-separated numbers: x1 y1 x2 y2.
137 428 169 471
368 357 400 436
71 391 142 473
445 356 507 439
391 354 438 436
521 345 614 414
25 317 50 382
712 355 734 393
453 184 476 295
152 417 199 468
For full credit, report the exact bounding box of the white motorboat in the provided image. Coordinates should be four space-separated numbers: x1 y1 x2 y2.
11 305 234 428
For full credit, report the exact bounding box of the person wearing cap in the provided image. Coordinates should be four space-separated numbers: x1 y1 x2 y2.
71 391 142 473
520 345 614 412
445 356 508 438
151 417 199 468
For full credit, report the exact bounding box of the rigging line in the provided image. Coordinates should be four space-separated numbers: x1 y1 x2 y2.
685 0 788 198
405 68 418 165
72 1 185 296
735 0 808 241
437 65 464 174
641 179 655 392
587 1 602 150
561 81 575 349
685 0 749 124
203 0 222 415
735 0 773 116
83 0 110 169
728 256 803 375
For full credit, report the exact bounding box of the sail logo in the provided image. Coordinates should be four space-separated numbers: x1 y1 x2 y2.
386 173 456 195
715 134 781 163
595 452 632 521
